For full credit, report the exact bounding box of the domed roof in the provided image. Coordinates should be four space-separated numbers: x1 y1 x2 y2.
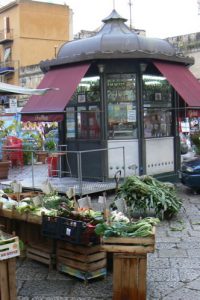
41 10 193 70
58 10 175 58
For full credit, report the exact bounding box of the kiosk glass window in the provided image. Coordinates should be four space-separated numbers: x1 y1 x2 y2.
142 75 172 138
77 106 100 139
67 76 101 140
107 74 137 139
77 106 87 138
66 107 75 138
70 76 100 105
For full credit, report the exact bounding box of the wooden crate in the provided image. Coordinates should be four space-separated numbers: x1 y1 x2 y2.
113 253 147 300
0 258 17 300
0 233 19 300
0 205 13 219
100 227 156 300
0 202 42 225
0 236 20 261
27 213 42 225
101 226 155 254
26 242 55 269
12 207 28 221
6 191 43 201
57 241 107 281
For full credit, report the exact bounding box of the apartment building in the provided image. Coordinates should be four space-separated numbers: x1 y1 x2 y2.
0 0 72 111
167 32 200 80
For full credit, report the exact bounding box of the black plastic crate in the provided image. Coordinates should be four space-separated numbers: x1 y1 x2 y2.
41 215 60 239
58 217 100 245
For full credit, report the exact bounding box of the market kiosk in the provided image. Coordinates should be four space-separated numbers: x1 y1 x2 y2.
21 9 200 182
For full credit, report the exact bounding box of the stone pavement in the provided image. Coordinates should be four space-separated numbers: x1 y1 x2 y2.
16 184 200 300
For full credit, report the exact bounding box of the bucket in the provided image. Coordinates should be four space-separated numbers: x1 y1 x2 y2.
47 156 58 177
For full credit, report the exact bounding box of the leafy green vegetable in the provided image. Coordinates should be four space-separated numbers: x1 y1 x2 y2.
114 175 182 219
95 217 159 238
42 192 72 210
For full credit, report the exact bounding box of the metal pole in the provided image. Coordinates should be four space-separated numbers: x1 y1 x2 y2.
128 0 133 29
77 152 83 197
122 146 126 181
31 150 35 190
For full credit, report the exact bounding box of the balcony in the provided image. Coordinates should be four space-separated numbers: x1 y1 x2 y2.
0 29 13 44
0 61 15 75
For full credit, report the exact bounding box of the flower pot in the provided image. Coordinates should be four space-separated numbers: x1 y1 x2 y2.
0 160 10 179
36 151 48 164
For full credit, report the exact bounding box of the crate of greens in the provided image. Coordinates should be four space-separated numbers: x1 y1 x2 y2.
0 232 20 260
95 217 159 253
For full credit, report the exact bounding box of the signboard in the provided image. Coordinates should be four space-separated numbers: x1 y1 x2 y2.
21 113 64 122
127 110 136 122
9 98 17 113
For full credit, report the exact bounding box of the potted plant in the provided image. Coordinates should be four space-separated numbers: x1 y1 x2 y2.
22 129 47 164
191 132 200 155
45 139 57 152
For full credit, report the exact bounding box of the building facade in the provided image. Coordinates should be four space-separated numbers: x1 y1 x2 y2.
0 0 72 112
167 32 200 79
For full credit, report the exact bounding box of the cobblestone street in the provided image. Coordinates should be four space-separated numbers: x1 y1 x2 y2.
14 184 200 300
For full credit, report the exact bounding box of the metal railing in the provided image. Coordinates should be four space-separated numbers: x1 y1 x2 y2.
1 146 126 197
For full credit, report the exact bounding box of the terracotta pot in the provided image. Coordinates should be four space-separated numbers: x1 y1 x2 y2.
36 151 48 164
0 160 10 179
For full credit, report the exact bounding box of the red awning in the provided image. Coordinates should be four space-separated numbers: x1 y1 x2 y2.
21 63 90 116
153 61 200 107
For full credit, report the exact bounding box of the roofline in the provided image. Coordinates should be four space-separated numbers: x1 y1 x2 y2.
0 0 18 12
0 0 68 12
40 52 194 72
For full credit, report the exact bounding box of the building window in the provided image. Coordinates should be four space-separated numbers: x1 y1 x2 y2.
106 74 137 139
143 74 172 138
4 47 11 62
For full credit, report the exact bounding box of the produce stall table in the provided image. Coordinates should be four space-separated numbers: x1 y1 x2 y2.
101 228 155 300
0 204 57 269
0 206 106 280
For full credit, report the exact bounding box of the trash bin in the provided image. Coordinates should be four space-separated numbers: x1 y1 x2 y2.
47 155 58 177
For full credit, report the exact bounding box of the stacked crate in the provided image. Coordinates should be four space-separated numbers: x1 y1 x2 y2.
0 234 20 300
41 215 106 279
57 241 106 282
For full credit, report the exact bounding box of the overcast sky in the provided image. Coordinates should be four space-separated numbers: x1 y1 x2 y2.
1 0 200 38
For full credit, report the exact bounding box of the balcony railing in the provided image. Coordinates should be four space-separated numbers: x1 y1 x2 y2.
0 61 15 75
0 29 13 43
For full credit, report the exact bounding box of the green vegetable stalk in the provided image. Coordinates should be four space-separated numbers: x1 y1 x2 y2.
114 175 182 219
95 217 159 238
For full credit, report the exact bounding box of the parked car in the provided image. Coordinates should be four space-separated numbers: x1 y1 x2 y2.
179 157 200 191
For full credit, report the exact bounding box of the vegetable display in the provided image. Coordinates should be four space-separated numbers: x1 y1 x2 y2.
115 175 182 219
95 217 159 238
0 181 163 240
